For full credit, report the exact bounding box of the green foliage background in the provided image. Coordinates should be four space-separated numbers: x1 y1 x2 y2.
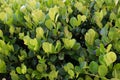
0 0 120 80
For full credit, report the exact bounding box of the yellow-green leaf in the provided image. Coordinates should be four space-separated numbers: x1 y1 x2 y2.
0 59 6 73
85 29 96 46
48 6 59 21
36 27 44 39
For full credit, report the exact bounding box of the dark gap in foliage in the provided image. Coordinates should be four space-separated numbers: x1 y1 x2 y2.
0 73 11 80
15 39 29 53
101 11 111 27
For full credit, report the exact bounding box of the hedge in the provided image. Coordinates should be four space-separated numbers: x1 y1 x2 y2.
0 0 120 80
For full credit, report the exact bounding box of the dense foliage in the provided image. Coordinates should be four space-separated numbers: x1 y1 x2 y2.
0 0 120 80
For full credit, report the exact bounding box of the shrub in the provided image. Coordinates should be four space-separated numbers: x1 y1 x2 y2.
0 0 120 80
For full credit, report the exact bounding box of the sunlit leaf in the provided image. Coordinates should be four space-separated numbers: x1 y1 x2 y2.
85 29 96 46
45 19 53 30
42 42 55 54
62 38 76 49
48 6 59 21
104 52 117 66
21 63 27 74
36 27 44 39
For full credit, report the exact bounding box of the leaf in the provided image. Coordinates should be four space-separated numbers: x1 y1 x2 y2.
81 15 86 22
68 70 74 79
48 6 59 21
106 44 112 53
64 26 72 39
99 55 106 65
108 28 119 41
85 29 96 46
0 29 3 38
55 40 61 52
0 59 6 73
45 19 53 30
85 75 93 80
23 36 40 51
89 61 98 74
70 17 80 27
62 38 76 49
36 63 47 72
64 62 74 72
9 25 15 35
42 42 55 54
0 12 6 21
16 67 21 74
49 70 58 80
32 9 45 24
98 65 108 77
104 52 117 66
10 70 19 80
36 27 44 39
112 69 120 79
21 63 27 74
114 0 119 6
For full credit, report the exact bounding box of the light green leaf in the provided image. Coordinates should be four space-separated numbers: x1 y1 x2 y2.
112 69 120 79
32 9 45 24
64 26 72 39
85 75 93 80
98 65 108 77
81 15 86 22
64 62 74 72
0 59 6 73
0 29 3 38
10 70 19 80
104 52 117 66
42 42 55 54
106 44 112 53
45 19 53 30
23 36 40 51
62 38 76 49
36 63 47 72
9 25 15 35
99 55 106 65
0 40 13 56
55 40 61 52
48 6 59 21
16 67 21 74
49 70 58 80
21 63 27 74
85 29 96 46
36 27 44 39
68 70 74 79
0 12 6 21
89 61 98 74
114 0 119 6
70 17 80 27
